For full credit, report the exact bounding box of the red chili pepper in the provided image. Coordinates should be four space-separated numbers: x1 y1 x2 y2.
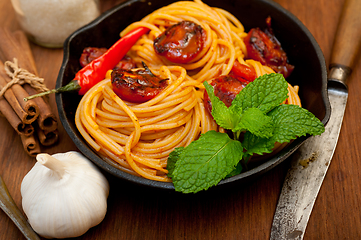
24 27 150 101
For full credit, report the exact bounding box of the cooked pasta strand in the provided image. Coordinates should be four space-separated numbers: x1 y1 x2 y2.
75 0 302 182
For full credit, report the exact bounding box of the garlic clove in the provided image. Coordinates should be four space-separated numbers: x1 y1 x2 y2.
21 151 109 239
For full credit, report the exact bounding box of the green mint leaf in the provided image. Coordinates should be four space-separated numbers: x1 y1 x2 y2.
242 132 275 156
243 104 325 156
171 130 244 193
235 107 274 138
204 81 243 131
268 104 325 143
232 73 288 113
167 147 184 179
226 162 243 178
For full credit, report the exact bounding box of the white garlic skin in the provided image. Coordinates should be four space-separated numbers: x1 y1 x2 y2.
21 151 110 239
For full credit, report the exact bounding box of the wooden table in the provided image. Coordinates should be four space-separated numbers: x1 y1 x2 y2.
1 0 360 239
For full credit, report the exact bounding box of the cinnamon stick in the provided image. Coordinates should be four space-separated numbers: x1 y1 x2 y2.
36 127 59 146
0 97 34 136
20 134 41 157
0 29 40 120
0 63 36 124
9 29 58 132
0 28 35 72
12 30 38 76
0 27 59 154
2 72 40 121
24 85 57 132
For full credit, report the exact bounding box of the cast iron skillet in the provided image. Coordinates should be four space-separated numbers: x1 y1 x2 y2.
56 0 330 190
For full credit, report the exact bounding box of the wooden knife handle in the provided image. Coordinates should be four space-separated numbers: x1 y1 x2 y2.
330 0 361 70
0 175 40 240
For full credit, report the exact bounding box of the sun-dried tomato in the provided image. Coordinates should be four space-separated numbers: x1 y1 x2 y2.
154 21 206 64
244 17 294 78
204 75 247 114
111 63 168 103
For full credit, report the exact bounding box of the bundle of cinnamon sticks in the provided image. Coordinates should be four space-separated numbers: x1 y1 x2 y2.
0 28 59 157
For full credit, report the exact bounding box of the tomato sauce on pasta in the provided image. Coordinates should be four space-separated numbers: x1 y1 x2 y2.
75 0 301 182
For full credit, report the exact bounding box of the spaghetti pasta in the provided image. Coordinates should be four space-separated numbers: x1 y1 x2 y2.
75 0 301 182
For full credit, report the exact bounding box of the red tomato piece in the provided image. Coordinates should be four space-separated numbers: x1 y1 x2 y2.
79 47 107 67
230 61 257 84
113 55 137 71
244 17 294 78
80 47 136 70
154 21 206 64
204 75 247 114
111 65 168 103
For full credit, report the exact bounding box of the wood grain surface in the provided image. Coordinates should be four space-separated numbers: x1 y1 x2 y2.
1 0 360 239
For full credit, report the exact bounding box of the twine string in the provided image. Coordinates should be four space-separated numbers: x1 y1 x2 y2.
0 58 49 98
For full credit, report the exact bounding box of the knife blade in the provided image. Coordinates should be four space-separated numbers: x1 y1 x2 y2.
270 0 361 239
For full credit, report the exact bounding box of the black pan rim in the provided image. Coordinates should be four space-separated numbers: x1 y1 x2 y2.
56 0 330 191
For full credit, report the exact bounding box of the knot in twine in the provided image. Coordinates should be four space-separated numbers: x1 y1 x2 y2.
0 58 50 98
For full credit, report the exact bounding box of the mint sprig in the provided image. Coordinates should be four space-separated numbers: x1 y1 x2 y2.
236 107 274 138
168 131 243 193
203 82 243 131
232 73 289 113
243 104 325 156
168 73 325 193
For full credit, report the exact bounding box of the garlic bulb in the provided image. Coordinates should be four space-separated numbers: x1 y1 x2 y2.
21 151 109 239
